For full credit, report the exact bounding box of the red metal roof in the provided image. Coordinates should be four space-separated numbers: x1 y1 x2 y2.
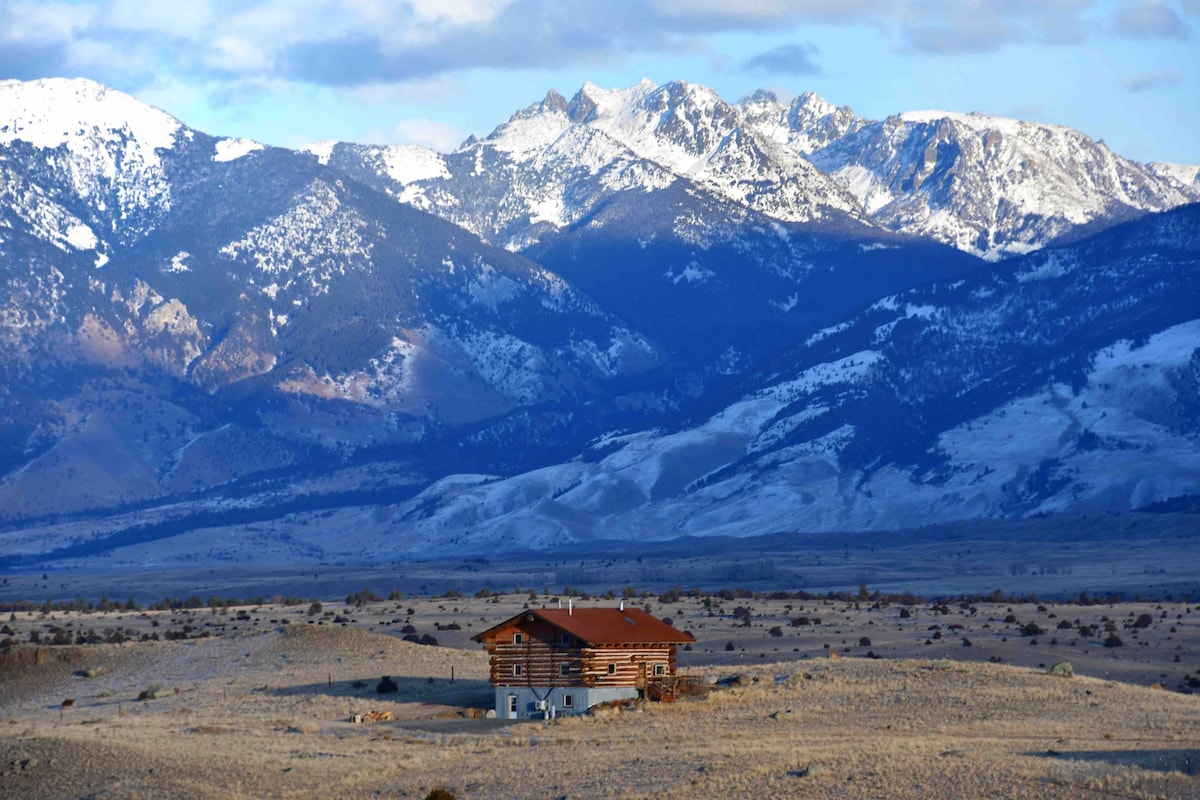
472 607 694 645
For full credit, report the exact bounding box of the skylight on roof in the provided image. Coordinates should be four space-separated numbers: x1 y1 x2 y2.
624 616 635 625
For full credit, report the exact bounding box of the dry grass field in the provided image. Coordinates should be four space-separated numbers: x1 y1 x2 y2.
2 593 1199 799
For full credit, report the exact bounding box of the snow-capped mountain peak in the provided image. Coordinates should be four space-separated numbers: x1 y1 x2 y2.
304 79 1196 263
320 79 864 250
807 107 1200 258
1150 161 1200 191
526 79 862 223
508 88 571 122
739 88 868 155
577 79 736 173
793 90 840 119
572 78 658 116
486 100 574 157
0 77 193 245
0 77 182 151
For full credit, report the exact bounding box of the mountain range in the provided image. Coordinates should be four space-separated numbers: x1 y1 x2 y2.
0 76 1196 565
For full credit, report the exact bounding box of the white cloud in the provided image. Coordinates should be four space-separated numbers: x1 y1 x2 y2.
1120 68 1183 91
1113 0 1193 38
66 35 154 74
0 0 1140 91
742 42 822 75
652 0 872 25
0 0 1193 102
406 0 513 26
132 75 210 114
389 117 470 152
344 75 462 105
103 0 215 38
207 35 274 73
2 0 94 42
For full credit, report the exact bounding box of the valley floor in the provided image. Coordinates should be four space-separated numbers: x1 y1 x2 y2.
2 595 1199 798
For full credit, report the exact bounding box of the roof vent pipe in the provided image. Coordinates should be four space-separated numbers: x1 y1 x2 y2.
568 598 573 615
619 600 624 612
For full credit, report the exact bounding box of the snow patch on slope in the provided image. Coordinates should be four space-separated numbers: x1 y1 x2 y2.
934 320 1200 514
213 138 265 162
463 262 523 310
219 180 372 294
65 223 98 251
0 78 183 235
455 330 548 404
300 141 336 165
0 174 104 256
488 112 573 158
380 145 449 184
167 251 191 273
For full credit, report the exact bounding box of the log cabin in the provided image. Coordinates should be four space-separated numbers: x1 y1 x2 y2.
472 604 696 718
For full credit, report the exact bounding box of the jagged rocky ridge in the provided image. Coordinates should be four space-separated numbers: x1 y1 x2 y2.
319 80 1200 261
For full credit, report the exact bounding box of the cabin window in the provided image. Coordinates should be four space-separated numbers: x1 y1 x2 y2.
513 664 522 677
607 663 616 675
559 633 572 645
560 664 570 677
563 694 574 708
513 633 523 645
653 663 667 676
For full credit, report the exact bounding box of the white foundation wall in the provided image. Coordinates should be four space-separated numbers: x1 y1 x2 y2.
494 686 639 718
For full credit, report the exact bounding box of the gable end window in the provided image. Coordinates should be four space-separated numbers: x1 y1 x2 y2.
513 633 523 645
560 664 571 677
560 633 572 645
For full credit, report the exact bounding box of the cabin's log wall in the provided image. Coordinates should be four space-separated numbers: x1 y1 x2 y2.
487 641 585 686
479 617 680 689
480 618 585 686
579 645 676 687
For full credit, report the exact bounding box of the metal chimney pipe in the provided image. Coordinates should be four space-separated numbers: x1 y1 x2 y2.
568 598 573 615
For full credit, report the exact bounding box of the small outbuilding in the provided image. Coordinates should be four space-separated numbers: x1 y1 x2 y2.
472 605 695 718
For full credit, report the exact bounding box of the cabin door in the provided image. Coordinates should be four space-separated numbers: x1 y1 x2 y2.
506 694 518 720
636 662 647 691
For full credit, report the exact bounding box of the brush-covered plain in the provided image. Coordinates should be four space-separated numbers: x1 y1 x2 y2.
2 593 1199 798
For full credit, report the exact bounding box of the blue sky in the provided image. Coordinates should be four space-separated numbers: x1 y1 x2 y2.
3 0 1198 163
